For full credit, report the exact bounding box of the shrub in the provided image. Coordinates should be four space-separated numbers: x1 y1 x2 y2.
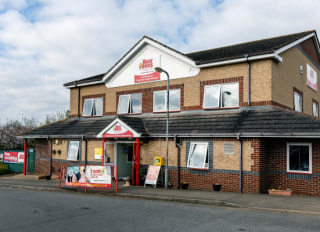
0 162 9 175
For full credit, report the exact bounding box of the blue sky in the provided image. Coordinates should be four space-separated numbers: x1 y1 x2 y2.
1 0 320 125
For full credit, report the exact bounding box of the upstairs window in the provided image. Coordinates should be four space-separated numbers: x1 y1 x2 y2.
313 101 319 117
187 142 209 169
153 89 180 112
67 141 80 161
203 82 239 109
287 143 312 174
294 91 302 112
82 97 103 116
117 93 142 114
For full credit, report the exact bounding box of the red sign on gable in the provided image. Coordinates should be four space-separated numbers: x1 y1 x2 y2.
134 56 160 83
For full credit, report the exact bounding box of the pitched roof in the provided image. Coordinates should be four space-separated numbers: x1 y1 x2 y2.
63 73 105 88
186 30 315 65
19 107 320 139
64 30 317 88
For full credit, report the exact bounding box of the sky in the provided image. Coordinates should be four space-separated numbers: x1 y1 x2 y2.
1 0 320 125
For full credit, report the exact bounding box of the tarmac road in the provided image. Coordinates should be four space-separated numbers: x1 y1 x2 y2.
1 187 320 232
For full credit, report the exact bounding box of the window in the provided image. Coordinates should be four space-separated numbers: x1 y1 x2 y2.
153 89 180 112
287 143 312 174
313 101 319 117
187 142 208 169
117 93 142 114
82 97 103 116
294 91 302 112
67 141 80 161
203 82 239 108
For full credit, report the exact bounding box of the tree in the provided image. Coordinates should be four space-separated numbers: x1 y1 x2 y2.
0 109 70 150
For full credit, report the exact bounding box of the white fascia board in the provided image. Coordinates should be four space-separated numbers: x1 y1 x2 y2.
197 53 282 68
275 33 315 55
96 118 141 138
102 37 197 83
64 81 104 89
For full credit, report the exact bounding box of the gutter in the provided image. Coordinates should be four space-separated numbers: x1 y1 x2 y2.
197 53 282 68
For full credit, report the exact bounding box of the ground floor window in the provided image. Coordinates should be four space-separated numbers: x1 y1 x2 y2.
67 141 80 161
287 143 312 174
187 142 208 169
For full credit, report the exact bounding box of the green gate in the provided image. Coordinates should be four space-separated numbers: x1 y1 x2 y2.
0 149 35 173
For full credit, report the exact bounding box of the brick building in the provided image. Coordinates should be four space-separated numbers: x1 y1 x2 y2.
20 30 320 196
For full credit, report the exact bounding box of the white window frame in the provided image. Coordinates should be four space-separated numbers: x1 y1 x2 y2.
294 91 302 112
203 82 239 109
67 141 80 161
117 93 142 114
287 143 312 174
187 142 209 169
82 97 103 116
313 101 319 117
153 89 180 112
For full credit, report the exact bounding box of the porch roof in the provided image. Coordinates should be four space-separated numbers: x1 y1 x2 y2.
18 107 320 139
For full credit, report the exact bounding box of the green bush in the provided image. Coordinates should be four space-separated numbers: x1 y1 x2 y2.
0 162 9 175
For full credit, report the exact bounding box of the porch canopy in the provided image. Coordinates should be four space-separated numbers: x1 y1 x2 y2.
18 107 320 140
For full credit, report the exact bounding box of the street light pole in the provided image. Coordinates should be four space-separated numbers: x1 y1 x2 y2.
155 67 169 189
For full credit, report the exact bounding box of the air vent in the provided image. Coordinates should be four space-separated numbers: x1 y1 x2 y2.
224 143 235 154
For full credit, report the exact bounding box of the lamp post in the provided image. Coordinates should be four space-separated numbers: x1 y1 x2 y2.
155 67 169 189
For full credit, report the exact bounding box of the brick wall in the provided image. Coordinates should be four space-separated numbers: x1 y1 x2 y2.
35 139 50 174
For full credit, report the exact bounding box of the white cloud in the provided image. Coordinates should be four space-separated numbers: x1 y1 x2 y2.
0 0 320 125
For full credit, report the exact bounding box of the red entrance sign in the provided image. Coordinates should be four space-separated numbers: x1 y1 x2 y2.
103 123 134 138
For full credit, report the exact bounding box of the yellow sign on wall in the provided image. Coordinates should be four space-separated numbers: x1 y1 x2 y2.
95 148 103 160
154 156 164 166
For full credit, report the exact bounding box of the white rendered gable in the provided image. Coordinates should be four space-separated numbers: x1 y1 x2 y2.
104 38 199 88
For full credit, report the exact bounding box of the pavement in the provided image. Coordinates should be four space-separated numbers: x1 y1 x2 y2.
1 173 320 215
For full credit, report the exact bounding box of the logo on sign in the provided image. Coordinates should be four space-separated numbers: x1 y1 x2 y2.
307 64 318 92
134 56 160 83
114 124 122 132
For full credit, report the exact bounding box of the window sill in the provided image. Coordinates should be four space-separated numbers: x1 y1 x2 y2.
153 110 180 114
117 113 142 115
286 171 312 175
189 168 209 171
82 115 103 118
203 106 239 110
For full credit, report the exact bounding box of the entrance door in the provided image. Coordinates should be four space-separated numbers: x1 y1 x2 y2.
27 148 35 172
117 143 133 179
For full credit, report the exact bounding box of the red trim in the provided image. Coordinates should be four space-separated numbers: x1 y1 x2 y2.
116 165 119 193
135 138 140 186
102 138 105 165
23 139 27 175
132 143 136 185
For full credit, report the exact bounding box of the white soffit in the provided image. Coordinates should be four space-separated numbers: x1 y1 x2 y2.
103 37 200 88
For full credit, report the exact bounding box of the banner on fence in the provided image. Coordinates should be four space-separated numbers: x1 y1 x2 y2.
3 151 24 163
65 165 112 188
